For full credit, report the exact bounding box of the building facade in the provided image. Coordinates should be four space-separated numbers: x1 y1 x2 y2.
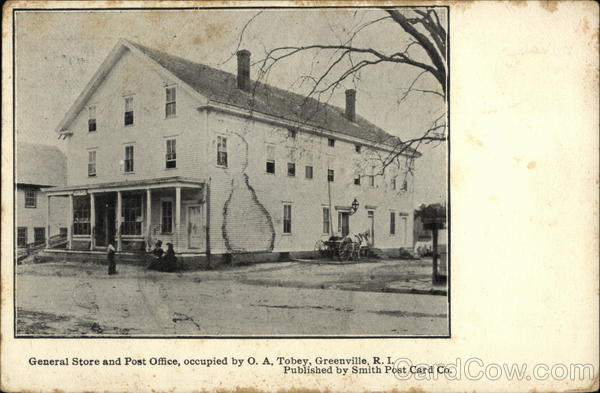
16 142 68 249
45 39 418 259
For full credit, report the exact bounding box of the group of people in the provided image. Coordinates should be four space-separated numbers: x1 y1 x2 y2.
147 240 178 272
105 239 178 275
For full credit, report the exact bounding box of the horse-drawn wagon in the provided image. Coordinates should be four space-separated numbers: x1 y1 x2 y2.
314 231 370 262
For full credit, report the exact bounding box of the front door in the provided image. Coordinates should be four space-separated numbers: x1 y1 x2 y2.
95 194 116 247
367 210 375 246
187 205 204 249
338 212 350 237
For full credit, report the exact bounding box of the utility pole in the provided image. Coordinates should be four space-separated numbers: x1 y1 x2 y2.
432 226 439 284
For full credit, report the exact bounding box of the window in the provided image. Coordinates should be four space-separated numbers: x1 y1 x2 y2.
24 188 36 208
88 150 96 177
354 176 361 185
322 207 330 234
328 138 335 147
124 96 134 125
88 105 96 132
266 145 275 174
166 86 176 117
401 179 408 191
34 227 45 244
369 166 375 187
390 212 396 235
355 144 361 153
217 136 228 167
283 204 292 234
287 129 297 139
122 194 142 235
327 169 334 182
287 163 296 177
17 227 27 247
305 165 313 179
161 199 173 233
391 177 397 190
166 139 176 169
73 197 90 235
124 145 134 173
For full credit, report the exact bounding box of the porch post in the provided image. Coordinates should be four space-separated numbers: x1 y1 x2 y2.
116 191 122 252
45 194 50 249
89 193 95 251
146 189 152 251
68 194 73 250
175 186 181 250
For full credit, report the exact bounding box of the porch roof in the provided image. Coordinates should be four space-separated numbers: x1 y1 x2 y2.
42 176 205 195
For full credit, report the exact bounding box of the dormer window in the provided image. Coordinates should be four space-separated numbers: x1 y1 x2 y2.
328 138 335 147
88 105 96 132
124 96 134 126
166 86 176 117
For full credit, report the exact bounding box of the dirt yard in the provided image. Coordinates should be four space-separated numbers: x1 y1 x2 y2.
15 258 448 336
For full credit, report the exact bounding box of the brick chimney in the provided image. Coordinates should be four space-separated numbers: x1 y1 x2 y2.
345 89 356 122
236 50 251 91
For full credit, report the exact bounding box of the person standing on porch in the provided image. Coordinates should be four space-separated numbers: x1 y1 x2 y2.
107 242 117 275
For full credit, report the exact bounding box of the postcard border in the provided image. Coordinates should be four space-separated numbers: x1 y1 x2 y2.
11 4 451 340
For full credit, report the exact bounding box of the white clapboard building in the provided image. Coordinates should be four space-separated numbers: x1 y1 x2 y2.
44 39 419 262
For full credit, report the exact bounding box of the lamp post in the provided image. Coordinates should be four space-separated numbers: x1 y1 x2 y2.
423 216 445 285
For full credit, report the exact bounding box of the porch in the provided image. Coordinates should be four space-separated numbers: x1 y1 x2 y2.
43 177 206 253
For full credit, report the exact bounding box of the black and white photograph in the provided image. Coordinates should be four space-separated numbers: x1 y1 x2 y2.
13 6 449 337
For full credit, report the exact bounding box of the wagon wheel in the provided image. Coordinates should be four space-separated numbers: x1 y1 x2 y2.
338 242 353 262
314 240 327 258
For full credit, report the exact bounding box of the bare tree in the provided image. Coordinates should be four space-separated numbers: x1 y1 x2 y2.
235 7 447 177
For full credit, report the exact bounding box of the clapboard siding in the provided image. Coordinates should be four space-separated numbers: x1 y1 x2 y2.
64 48 207 186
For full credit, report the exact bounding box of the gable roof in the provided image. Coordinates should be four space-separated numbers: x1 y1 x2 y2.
57 39 418 155
128 41 405 147
17 142 66 187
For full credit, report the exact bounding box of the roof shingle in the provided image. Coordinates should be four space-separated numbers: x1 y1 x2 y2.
129 41 404 147
17 142 66 187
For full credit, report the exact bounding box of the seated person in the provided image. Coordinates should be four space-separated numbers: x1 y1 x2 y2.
152 240 164 258
162 242 178 273
147 240 164 270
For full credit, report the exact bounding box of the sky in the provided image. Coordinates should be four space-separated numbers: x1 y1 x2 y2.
15 8 447 208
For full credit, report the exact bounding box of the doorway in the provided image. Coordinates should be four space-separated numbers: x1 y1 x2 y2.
95 194 116 248
187 205 204 250
367 210 375 246
338 211 350 237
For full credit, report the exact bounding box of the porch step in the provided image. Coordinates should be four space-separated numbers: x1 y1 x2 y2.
33 250 211 270
36 250 147 265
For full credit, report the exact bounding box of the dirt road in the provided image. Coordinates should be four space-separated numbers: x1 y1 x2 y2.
16 260 448 336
